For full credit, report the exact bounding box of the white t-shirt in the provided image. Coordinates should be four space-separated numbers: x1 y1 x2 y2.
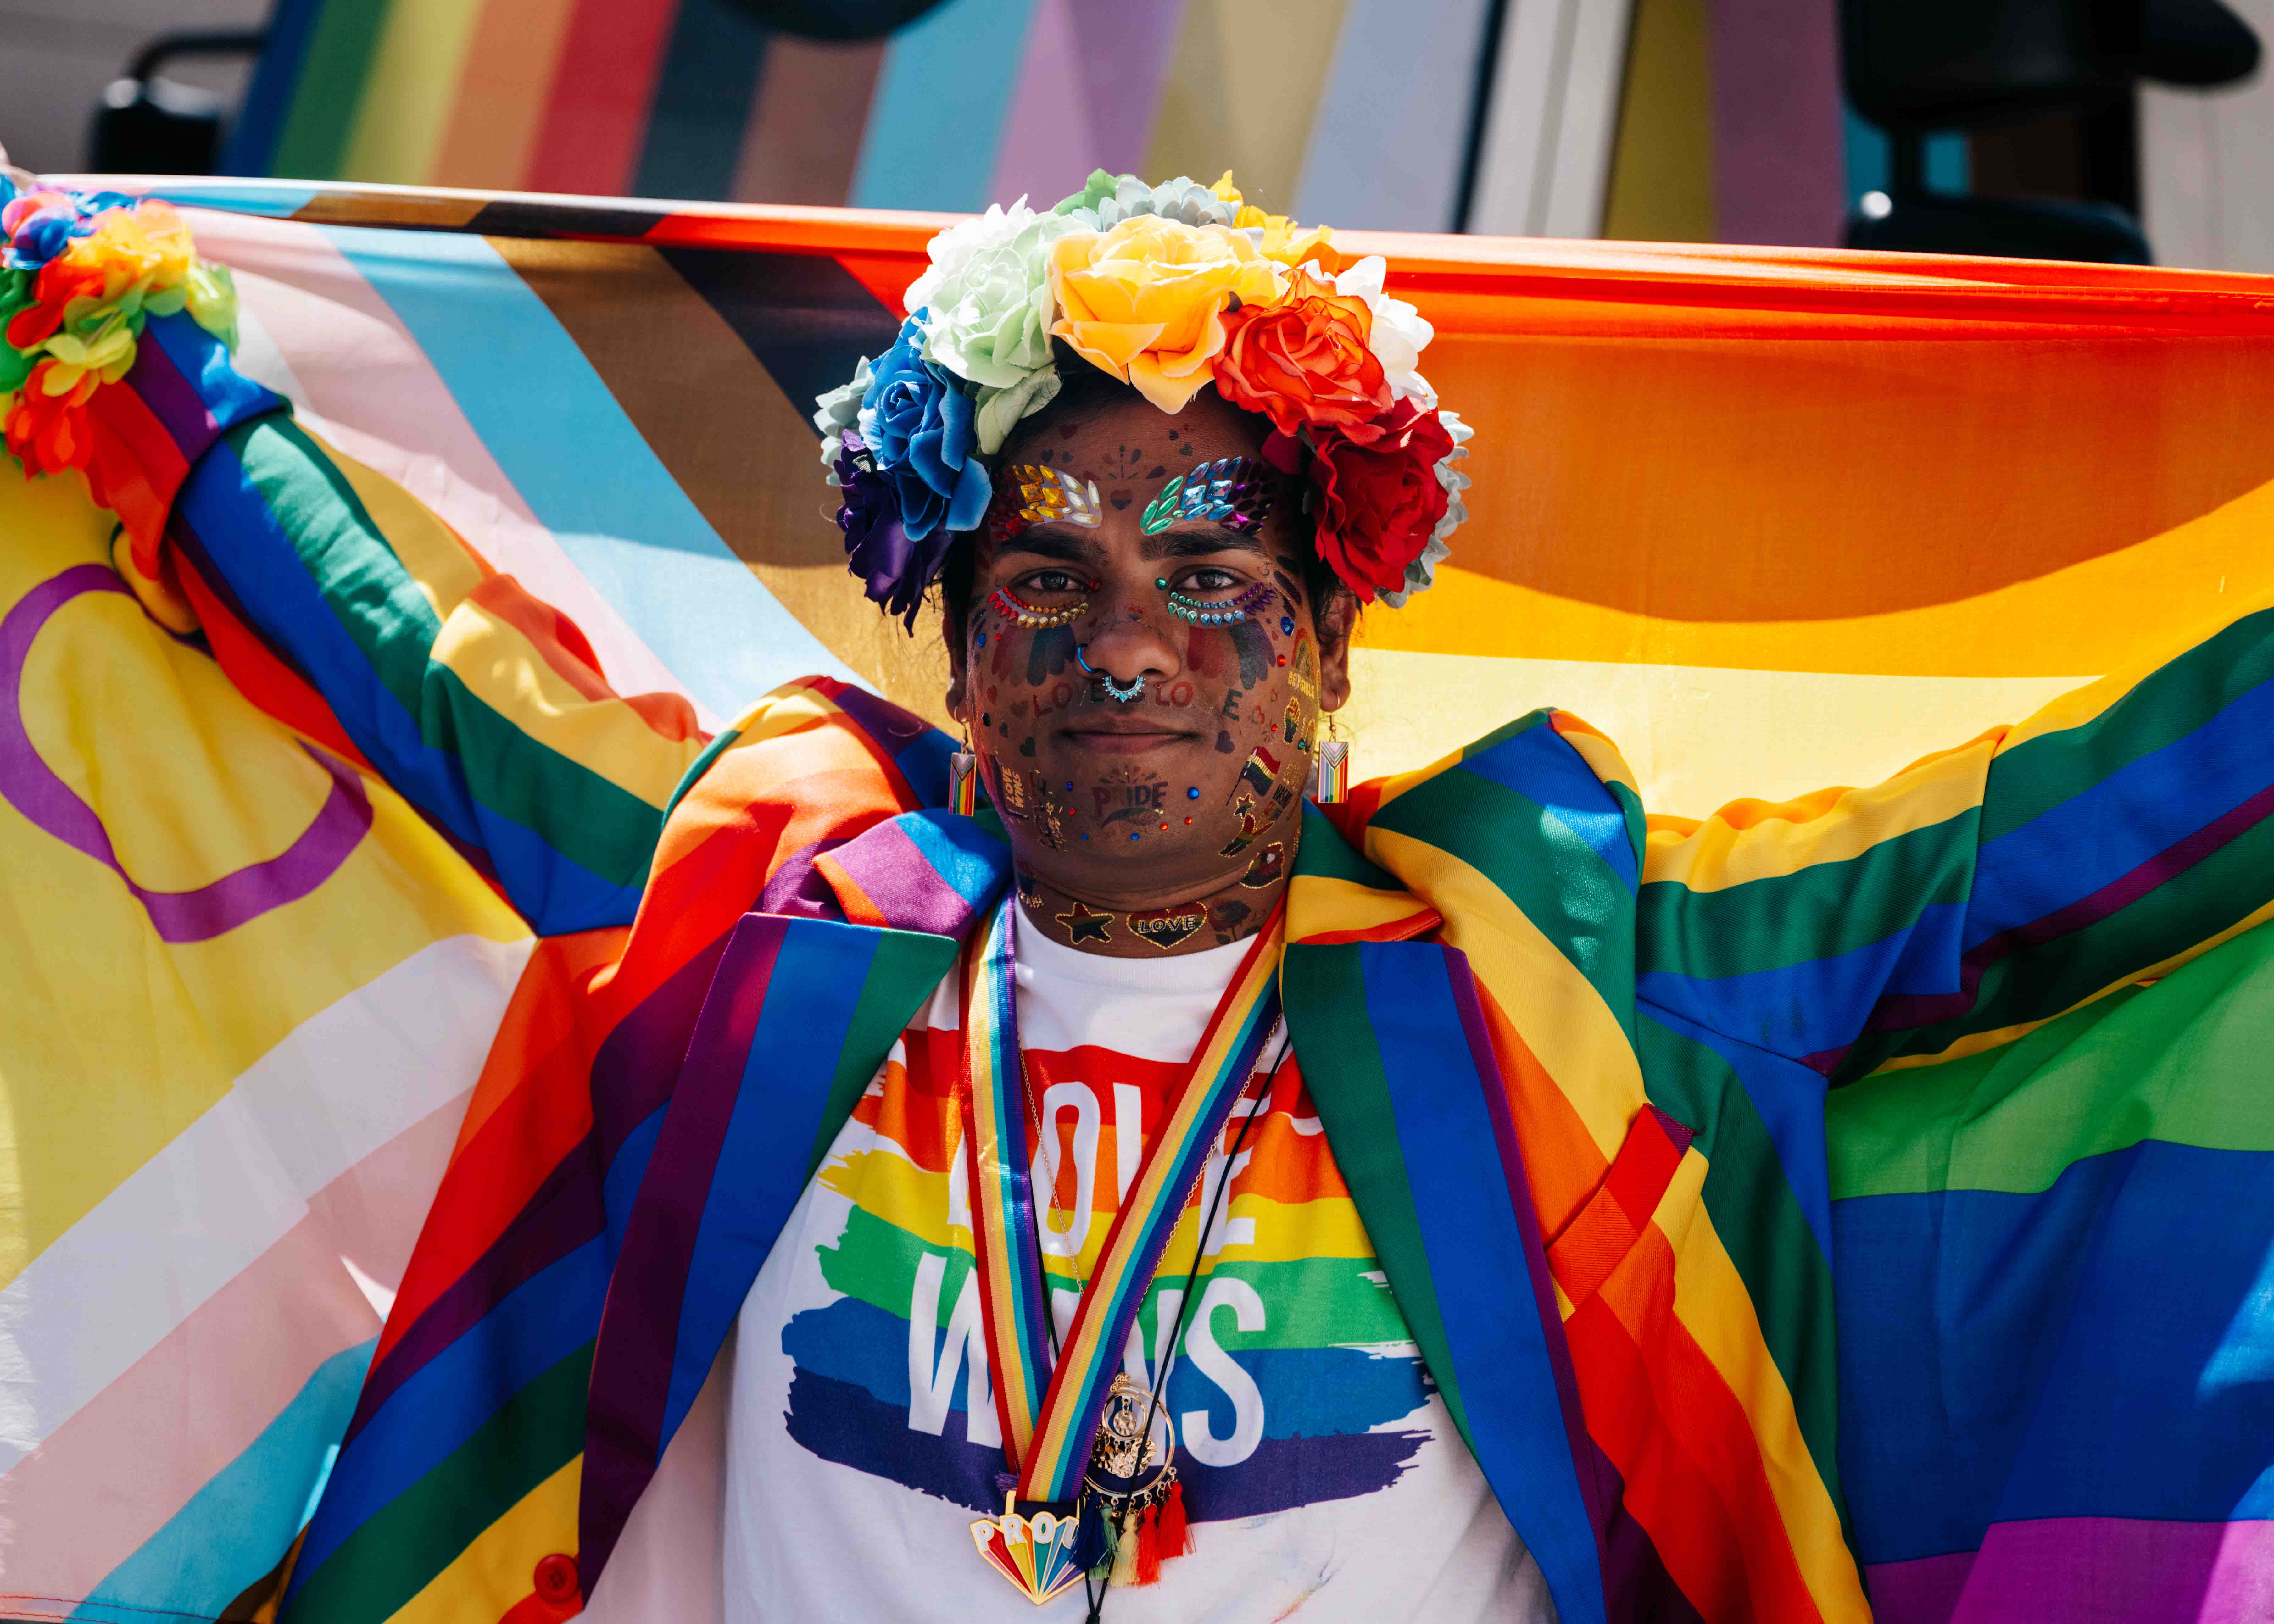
725 910 1557 1622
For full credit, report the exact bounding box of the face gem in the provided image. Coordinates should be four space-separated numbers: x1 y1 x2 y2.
1235 745 1283 802
1138 457 1277 536
1057 901 1113 943
984 464 1104 544
1279 616 1294 635
1128 904 1208 951
1240 841 1288 888
1186 786 1201 799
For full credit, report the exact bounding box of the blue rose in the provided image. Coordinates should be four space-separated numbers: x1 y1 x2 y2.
4 207 79 271
858 312 991 541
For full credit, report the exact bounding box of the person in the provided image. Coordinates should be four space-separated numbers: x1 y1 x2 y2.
10 170 2274 1624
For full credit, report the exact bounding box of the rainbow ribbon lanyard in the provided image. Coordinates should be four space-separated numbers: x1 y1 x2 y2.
958 888 1286 1505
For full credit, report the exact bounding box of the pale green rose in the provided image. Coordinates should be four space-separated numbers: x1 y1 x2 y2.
813 355 872 481
1052 170 1235 230
906 200 1088 452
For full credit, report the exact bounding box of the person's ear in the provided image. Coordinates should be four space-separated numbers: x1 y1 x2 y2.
1316 584 1356 713
945 624 968 721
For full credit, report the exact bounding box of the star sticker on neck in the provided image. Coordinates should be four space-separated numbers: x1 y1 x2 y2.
1056 901 1112 943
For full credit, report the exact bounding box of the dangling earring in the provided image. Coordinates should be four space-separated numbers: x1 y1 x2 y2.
1308 711 1349 804
950 717 978 816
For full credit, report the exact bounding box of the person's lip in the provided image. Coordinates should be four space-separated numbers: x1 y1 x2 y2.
1058 718 1198 753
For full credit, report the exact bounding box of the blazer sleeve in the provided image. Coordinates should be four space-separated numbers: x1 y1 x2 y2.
132 320 711 934
1634 593 2274 1082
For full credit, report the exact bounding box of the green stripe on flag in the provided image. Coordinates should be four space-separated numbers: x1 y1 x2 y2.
1831 916 2274 1199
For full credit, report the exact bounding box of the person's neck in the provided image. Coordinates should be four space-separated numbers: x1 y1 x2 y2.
1015 840 1294 959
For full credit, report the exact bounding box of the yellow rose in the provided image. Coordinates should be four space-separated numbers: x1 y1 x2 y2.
1046 217 1285 413
1210 171 1340 272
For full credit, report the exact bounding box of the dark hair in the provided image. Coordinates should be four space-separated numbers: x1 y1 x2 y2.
938 346 1350 651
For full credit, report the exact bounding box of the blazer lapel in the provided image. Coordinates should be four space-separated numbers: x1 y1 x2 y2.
1285 800 1613 1624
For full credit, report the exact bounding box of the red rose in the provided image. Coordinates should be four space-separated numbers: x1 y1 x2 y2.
4 360 96 476
1211 269 1391 439
1310 401 1454 602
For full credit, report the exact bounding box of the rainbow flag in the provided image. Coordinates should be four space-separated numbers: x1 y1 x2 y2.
226 0 1504 234
9 177 2274 1623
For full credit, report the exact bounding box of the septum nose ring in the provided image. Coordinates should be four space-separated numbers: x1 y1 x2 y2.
1075 644 1147 704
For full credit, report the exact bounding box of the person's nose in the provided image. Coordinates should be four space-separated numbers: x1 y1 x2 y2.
1080 570 1184 683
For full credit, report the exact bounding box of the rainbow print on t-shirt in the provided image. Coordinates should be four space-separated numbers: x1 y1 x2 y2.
777 1021 1439 1520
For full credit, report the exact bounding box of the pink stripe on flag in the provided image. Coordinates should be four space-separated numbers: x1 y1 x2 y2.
174 209 720 729
0 1100 464 1603
1870 1519 2274 1624
988 0 1187 208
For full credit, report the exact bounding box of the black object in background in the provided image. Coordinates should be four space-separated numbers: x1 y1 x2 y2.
1841 0 2259 263
90 31 269 177
717 0 952 41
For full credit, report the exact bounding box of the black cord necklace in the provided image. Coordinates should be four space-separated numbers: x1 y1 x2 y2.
1073 1026 1290 1624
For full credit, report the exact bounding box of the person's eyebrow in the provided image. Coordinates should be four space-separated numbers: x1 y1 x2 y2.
999 528 1107 566
1140 528 1275 562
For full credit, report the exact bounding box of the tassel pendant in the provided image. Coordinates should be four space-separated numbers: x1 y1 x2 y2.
1110 1506 1140 1585
1308 737 1349 804
949 748 978 816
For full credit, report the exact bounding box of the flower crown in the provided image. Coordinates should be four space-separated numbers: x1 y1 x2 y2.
0 180 239 476
816 171 1472 626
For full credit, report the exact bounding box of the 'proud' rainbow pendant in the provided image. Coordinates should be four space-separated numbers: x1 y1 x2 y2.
969 1492 1086 1605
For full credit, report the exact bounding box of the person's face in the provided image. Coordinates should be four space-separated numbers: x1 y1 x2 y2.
946 391 1352 922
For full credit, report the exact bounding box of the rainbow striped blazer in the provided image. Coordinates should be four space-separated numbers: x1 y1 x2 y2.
106 311 2274 1624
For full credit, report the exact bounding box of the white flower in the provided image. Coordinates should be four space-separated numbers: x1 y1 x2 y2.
901 199 1089 452
1315 255 1436 409
1382 409 1472 607
813 355 872 482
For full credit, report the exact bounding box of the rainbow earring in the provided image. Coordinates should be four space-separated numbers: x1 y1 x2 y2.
950 720 978 815
1308 711 1349 804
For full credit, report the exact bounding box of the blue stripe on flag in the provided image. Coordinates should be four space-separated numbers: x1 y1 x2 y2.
321 225 855 721
72 1342 374 1624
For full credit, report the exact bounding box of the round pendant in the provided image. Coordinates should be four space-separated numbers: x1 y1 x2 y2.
1082 1371 1177 1499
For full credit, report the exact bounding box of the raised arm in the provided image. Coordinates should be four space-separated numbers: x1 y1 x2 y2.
1636 592 2274 1082
160 401 710 932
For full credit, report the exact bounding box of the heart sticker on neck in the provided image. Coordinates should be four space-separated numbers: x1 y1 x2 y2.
1127 904 1207 951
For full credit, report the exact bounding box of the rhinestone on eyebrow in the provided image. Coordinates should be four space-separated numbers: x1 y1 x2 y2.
984 464 1105 544
1138 456 1276 536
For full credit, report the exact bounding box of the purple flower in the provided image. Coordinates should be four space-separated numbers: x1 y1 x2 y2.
859 313 991 541
836 428 954 629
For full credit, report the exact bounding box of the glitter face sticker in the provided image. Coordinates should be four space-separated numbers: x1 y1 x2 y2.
1235 745 1284 802
1056 901 1112 943
984 464 1104 545
1093 767 1168 825
1240 841 1287 888
1127 903 1207 951
1139 457 1276 536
